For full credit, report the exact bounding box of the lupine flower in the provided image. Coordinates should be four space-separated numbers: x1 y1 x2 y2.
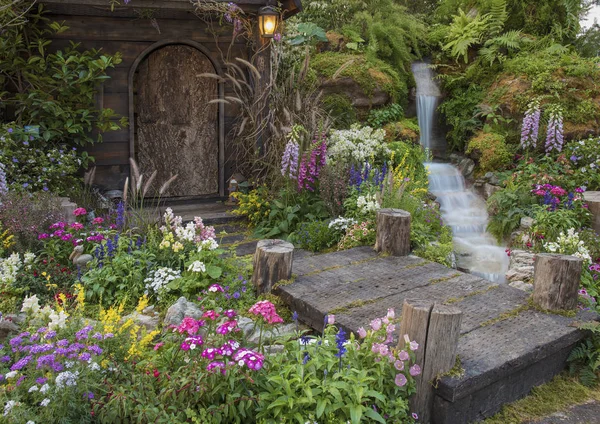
335 328 347 358
303 351 310 365
520 99 541 150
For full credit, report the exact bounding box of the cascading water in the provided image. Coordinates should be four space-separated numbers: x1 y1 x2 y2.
412 62 509 283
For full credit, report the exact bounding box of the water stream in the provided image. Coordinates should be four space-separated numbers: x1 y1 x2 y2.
412 62 509 283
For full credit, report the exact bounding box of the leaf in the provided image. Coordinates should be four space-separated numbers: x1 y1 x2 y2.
316 399 327 418
206 265 222 279
363 408 387 423
350 405 363 424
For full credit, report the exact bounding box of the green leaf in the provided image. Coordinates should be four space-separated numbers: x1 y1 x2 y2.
316 399 327 418
206 265 222 279
363 408 387 423
350 405 363 424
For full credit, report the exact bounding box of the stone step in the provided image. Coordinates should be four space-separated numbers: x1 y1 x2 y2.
275 247 595 424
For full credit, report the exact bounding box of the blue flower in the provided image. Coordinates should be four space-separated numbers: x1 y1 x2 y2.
233 291 240 299
302 351 310 365
335 327 347 358
292 311 299 322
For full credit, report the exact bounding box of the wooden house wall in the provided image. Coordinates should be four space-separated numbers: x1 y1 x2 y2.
44 7 249 195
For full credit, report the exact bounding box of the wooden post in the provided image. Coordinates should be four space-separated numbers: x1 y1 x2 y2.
375 208 411 256
252 239 294 295
399 299 462 424
533 253 583 310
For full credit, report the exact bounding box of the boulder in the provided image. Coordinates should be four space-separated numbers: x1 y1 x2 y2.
506 266 535 282
0 319 19 341
509 249 536 269
124 311 159 332
458 158 475 179
247 323 298 345
520 217 535 230
164 297 203 327
483 183 501 200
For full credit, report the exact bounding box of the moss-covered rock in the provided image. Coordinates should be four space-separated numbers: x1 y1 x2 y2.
383 118 420 144
309 52 408 114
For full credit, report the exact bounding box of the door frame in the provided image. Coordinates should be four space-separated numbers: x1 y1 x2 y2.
128 39 225 197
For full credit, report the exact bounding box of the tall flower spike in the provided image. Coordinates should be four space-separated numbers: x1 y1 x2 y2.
545 106 564 153
520 99 541 150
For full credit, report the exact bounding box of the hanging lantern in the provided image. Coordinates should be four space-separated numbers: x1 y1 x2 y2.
257 5 279 38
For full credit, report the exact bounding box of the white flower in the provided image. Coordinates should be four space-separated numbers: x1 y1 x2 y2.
23 252 35 268
5 371 17 379
40 384 50 393
40 398 50 407
3 400 18 416
327 124 389 165
28 385 39 393
187 261 206 273
65 360 75 369
0 253 23 286
55 371 79 389
21 294 41 314
48 310 68 330
328 217 357 232
356 194 380 215
544 229 592 263
144 267 181 298
198 239 219 251
27 421 35 424
88 362 101 371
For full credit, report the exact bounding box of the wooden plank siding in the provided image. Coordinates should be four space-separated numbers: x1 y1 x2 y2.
44 5 252 193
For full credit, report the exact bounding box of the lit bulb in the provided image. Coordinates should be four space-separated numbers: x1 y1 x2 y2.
264 19 275 33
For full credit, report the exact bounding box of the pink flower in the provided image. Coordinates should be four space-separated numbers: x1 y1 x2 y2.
379 344 389 356
370 318 382 331
395 373 407 387
409 364 421 376
249 300 284 324
387 308 395 319
410 341 419 351
92 217 104 225
73 208 87 216
70 222 84 230
394 360 404 371
202 310 220 321
398 350 409 361
327 314 335 325
357 327 367 338
216 320 238 335
206 361 226 374
208 284 224 293
154 342 164 351
177 317 201 335
412 413 418 420
386 324 395 334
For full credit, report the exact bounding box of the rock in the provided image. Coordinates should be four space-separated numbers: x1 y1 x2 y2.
264 344 285 355
124 312 159 331
248 323 297 345
237 316 256 338
509 250 536 269
506 266 535 282
458 158 475 179
483 183 501 199
164 297 203 327
6 313 26 325
0 319 19 341
484 172 494 181
509 281 534 293
319 77 389 112
448 153 462 165
520 217 535 229
58 197 78 224
489 175 501 186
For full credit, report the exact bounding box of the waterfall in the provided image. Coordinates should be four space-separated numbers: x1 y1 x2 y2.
412 62 509 283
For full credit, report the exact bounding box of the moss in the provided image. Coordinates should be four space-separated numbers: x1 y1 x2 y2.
484 374 600 424
444 285 499 305
404 260 431 270
329 297 383 315
480 303 531 327
466 130 512 173
273 277 295 290
429 272 462 285
310 52 406 101
527 297 577 318
383 118 421 144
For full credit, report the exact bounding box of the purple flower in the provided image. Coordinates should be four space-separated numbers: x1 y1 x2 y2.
409 364 421 376
233 291 240 299
36 377 47 385
1 355 10 363
87 345 103 355
520 100 541 150
545 106 564 153
56 339 69 347
281 139 300 179
83 391 94 399
10 355 32 371
79 352 92 362
395 373 407 387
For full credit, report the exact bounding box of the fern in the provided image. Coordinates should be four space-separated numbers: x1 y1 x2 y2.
568 321 600 387
485 0 507 37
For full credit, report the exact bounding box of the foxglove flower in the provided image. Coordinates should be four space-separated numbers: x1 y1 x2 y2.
520 99 541 150
281 139 300 179
545 106 564 153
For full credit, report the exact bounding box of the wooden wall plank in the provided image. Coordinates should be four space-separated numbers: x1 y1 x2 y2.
87 142 129 165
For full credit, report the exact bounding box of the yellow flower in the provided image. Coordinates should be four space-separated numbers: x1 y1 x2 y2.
172 241 184 252
135 295 149 314
73 284 85 312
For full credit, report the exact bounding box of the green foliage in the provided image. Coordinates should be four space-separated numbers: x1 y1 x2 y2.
413 227 454 267
438 83 485 151
568 321 600 387
367 103 404 128
466 130 512 172
294 220 341 252
0 5 126 194
322 93 357 129
531 206 591 243
576 23 600 57
487 184 537 242
255 321 418 423
289 22 328 46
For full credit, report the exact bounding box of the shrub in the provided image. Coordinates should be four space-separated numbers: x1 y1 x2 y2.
338 221 376 250
383 118 420 144
322 93 357 129
0 191 63 252
319 163 351 217
466 130 512 173
295 220 341 252
367 103 404 128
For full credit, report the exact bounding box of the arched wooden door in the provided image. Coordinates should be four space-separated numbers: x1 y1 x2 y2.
135 45 218 197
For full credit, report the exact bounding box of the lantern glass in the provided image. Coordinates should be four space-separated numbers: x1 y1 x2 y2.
258 6 278 38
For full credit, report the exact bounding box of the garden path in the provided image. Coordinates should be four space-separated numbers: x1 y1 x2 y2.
276 246 595 423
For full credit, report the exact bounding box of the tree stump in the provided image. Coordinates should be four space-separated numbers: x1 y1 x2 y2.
533 253 583 311
375 208 411 256
252 240 294 295
399 299 462 424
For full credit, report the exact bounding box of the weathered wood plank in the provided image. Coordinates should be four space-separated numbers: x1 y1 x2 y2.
375 208 411 256
87 142 129 165
252 240 294 295
533 253 583 310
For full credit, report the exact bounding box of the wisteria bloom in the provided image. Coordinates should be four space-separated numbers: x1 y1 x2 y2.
520 99 541 150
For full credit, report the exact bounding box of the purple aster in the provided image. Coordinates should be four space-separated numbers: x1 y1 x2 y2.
87 345 103 355
10 355 32 371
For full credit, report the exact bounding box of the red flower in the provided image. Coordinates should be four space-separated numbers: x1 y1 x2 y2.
153 369 160 378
